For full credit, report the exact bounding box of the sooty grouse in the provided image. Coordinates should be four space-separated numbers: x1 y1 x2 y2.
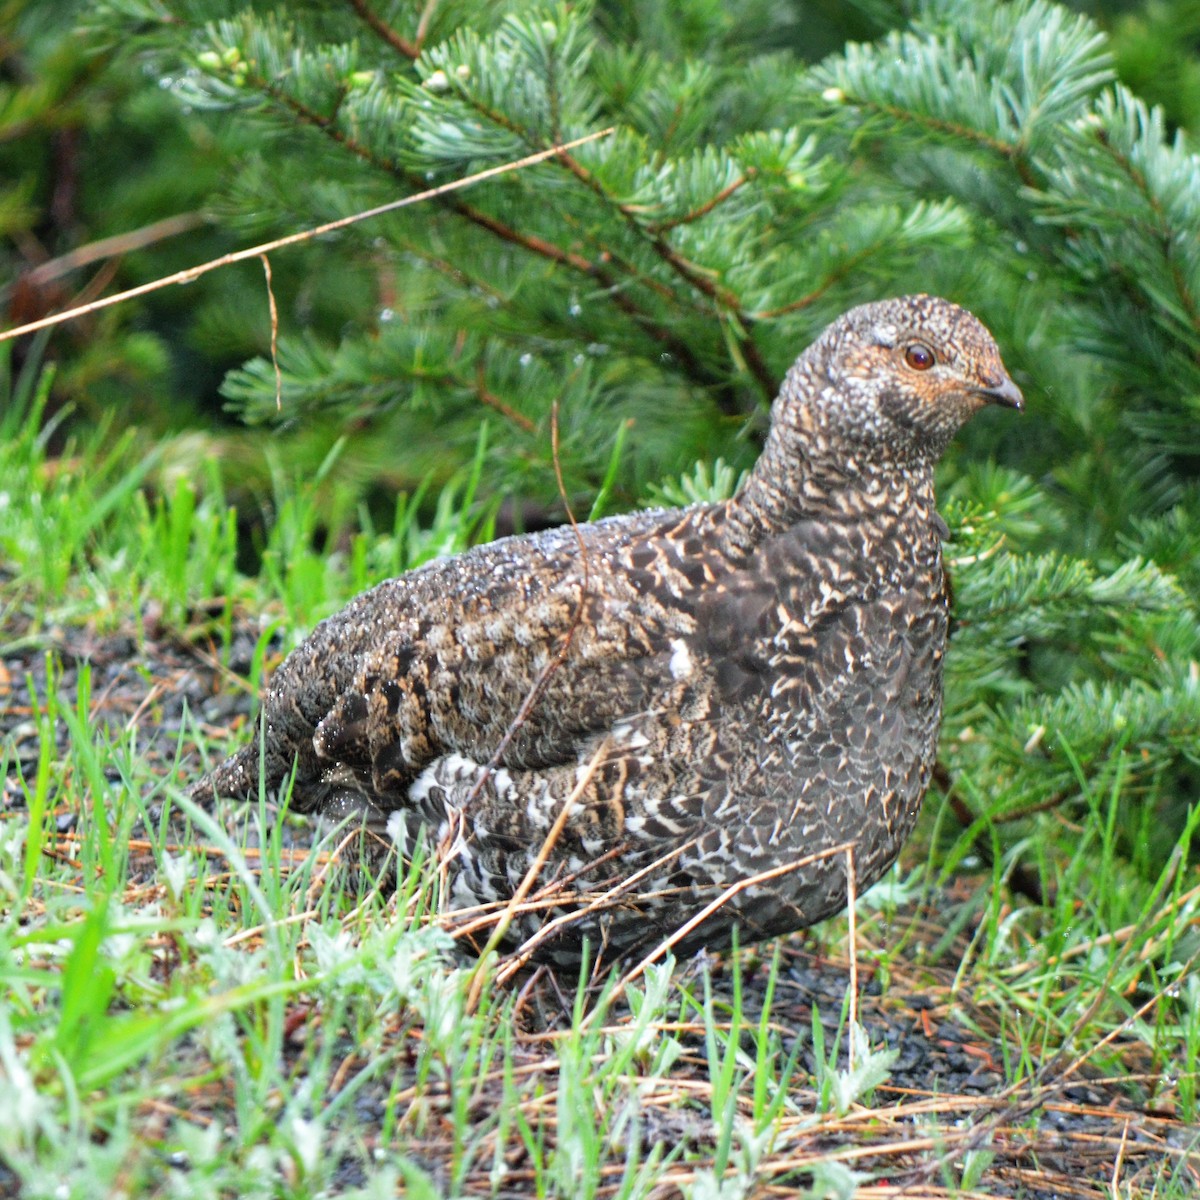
191 294 1022 963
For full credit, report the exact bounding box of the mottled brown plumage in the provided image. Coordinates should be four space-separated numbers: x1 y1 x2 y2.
191 294 1022 962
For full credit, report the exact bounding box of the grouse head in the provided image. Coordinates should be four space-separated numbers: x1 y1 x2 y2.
723 294 1022 553
788 294 1023 465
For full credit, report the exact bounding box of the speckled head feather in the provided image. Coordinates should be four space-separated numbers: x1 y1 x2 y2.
189 294 1022 966
821 294 1023 453
724 295 1022 552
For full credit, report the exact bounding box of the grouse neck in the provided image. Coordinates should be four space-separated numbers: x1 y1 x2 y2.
719 414 938 559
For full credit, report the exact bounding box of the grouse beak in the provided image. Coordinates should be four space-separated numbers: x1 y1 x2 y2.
976 373 1024 411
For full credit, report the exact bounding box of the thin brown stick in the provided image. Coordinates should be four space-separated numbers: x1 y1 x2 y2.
491 838 702 986
474 359 536 432
1110 1117 1130 1199
464 738 610 1010
845 845 858 1073
303 823 391 904
260 254 282 411
988 790 1072 824
13 212 206 289
450 841 656 944
1054 945 1200 1086
346 0 420 58
587 841 858 1026
0 129 614 345
649 174 750 233
999 877 1197 978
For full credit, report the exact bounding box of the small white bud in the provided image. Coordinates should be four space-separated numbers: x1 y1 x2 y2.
455 63 470 81
821 86 845 104
425 69 450 92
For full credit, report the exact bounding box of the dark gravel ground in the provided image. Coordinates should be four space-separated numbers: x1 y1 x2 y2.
2 616 1198 1197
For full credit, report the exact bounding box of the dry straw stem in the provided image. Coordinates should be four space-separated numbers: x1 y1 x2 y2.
1054 944 1200 1085
11 212 206 291
582 841 860 1027
1003 880 1200 974
494 837 700 981
259 254 282 410
845 844 858 1069
444 840 646 946
463 736 610 1010
0 129 615 345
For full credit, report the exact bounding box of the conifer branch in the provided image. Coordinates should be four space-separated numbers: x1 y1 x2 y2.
753 250 880 320
242 71 758 406
554 148 778 402
556 150 734 304
441 199 726 399
347 0 421 60
394 241 505 303
842 95 1040 186
648 174 750 233
1091 127 1200 343
258 77 379 164
473 359 535 433
427 84 776 402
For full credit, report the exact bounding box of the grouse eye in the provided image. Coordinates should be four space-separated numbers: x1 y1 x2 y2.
904 343 935 371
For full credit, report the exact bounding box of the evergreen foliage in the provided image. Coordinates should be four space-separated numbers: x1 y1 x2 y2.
10 1 1200 872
